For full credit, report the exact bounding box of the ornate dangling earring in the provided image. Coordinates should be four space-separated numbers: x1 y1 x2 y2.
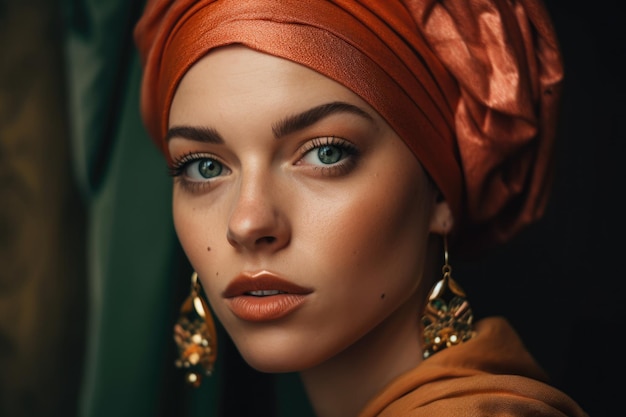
173 271 218 387
421 235 475 359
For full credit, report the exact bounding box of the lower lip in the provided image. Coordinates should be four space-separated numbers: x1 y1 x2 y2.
226 294 307 322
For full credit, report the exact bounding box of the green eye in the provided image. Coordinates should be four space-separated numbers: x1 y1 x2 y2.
197 159 223 179
317 145 344 164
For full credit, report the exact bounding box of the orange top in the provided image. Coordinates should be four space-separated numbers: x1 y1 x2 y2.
134 0 564 252
359 318 588 417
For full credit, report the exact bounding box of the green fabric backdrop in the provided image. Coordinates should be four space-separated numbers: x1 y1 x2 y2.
64 0 192 414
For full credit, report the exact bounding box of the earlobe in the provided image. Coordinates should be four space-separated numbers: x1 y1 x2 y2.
429 200 453 235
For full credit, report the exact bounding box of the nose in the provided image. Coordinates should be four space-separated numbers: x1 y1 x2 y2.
226 171 291 253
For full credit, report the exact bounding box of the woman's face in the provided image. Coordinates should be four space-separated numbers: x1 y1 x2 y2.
168 46 438 372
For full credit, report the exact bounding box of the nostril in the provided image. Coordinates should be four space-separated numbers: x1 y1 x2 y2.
256 236 277 245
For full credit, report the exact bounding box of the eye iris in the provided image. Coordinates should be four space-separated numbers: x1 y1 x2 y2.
318 145 342 164
198 159 221 178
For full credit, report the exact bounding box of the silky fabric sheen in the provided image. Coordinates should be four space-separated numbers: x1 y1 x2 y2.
358 318 589 417
134 0 564 251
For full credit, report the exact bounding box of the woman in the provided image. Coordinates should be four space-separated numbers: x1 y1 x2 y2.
134 1 588 416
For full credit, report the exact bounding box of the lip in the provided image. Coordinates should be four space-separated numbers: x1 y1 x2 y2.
223 271 312 322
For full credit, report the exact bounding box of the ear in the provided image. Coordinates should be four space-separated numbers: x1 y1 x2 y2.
429 200 453 235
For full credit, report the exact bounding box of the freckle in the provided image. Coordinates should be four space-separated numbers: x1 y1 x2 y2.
207 246 211 252
380 293 385 299
215 272 219 276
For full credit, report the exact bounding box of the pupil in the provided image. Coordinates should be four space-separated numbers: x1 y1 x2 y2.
318 146 341 164
199 160 220 178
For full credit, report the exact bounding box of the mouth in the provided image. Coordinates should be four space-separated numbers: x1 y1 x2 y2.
246 290 285 296
223 271 312 322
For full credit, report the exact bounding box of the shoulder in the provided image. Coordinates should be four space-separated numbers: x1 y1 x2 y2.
358 318 589 417
363 372 589 417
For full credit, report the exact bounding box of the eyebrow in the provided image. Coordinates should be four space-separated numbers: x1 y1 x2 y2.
166 101 374 143
166 125 223 144
272 101 374 138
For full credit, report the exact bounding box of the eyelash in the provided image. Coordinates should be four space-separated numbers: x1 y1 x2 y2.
169 151 212 177
168 151 224 193
297 136 359 175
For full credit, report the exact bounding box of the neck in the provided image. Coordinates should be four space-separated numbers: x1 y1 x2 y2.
299 293 424 417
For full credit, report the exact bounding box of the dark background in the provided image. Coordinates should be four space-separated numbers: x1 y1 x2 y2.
0 1 623 416
460 2 625 416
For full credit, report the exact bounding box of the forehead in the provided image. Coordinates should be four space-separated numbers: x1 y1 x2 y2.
169 45 377 125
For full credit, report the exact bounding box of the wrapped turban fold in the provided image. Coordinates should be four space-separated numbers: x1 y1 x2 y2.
134 0 564 252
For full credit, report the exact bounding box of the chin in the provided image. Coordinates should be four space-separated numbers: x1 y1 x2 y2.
245 358 301 374
233 339 324 373
240 349 312 373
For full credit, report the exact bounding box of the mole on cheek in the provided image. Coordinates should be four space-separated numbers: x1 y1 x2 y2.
207 246 211 251
380 293 385 299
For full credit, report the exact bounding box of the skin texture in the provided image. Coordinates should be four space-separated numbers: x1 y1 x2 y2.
168 45 452 417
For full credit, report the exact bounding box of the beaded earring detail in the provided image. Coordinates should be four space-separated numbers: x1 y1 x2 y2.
173 271 218 387
421 235 475 359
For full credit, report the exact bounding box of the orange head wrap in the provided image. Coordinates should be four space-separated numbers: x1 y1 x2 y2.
134 0 563 253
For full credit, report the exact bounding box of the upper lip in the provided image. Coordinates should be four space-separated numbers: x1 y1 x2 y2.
222 270 313 298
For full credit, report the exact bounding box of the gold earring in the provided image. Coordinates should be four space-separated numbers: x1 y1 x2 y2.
173 271 218 387
421 235 475 359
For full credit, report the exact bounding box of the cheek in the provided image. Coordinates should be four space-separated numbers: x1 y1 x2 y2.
172 194 233 320
304 165 434 323
172 193 221 270
173 197 198 255
298 168 434 352
324 171 432 272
